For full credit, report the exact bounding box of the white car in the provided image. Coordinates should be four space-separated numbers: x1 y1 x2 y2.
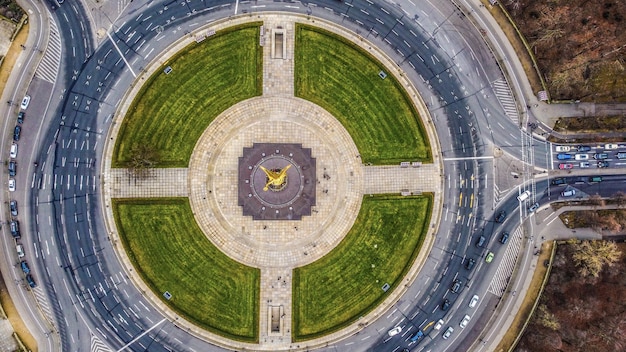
10 143 18 159
8 179 15 192
442 326 454 339
434 319 444 330
574 154 588 160
459 315 471 329
20 95 30 110
469 294 480 308
579 161 590 168
605 143 619 150
387 326 402 337
555 145 571 152
561 189 576 197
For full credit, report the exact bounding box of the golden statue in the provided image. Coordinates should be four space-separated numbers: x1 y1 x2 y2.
260 165 291 191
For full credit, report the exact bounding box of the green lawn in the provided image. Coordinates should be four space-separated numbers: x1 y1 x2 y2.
292 194 432 340
294 25 431 164
112 198 260 342
113 23 263 168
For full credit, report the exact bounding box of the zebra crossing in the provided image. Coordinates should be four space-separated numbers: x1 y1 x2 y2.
35 18 61 84
488 227 524 297
31 285 55 325
491 79 519 124
91 333 112 352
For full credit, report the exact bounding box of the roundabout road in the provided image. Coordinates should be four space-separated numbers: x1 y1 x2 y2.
6 0 561 351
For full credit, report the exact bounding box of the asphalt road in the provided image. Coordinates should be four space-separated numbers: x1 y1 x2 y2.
4 0 589 352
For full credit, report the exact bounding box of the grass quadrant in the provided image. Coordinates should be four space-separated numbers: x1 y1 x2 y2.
112 23 263 168
294 24 431 164
112 198 260 342
293 194 432 340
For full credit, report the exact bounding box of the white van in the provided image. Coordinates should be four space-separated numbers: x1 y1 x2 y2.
517 190 531 202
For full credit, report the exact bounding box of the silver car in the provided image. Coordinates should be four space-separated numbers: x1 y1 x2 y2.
442 326 454 339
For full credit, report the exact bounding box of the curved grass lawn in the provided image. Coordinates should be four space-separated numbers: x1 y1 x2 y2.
113 23 263 168
113 198 260 342
292 194 432 340
295 24 431 164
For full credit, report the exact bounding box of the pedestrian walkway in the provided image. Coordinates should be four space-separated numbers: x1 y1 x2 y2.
487 227 523 297
363 164 439 194
491 78 519 124
108 168 188 198
258 268 292 349
262 17 294 97
35 18 61 84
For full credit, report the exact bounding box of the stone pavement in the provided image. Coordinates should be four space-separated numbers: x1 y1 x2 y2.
363 164 439 194
262 19 295 97
108 168 188 198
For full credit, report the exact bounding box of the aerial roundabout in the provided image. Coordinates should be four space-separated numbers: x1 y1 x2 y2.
101 12 442 351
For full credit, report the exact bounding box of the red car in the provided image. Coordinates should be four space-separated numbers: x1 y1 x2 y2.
558 163 573 170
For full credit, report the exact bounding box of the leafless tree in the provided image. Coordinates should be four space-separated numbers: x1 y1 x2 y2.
128 145 159 179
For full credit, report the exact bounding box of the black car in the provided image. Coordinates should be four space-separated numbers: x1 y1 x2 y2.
441 299 451 311
9 200 17 216
495 211 507 223
577 145 591 152
10 220 20 238
17 111 24 124
20 260 30 274
26 274 36 288
13 125 21 141
465 258 476 270
451 279 462 293
8 161 16 176
598 161 609 168
500 232 510 244
551 177 566 186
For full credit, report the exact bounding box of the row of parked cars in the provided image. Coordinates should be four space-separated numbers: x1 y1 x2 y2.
9 96 36 288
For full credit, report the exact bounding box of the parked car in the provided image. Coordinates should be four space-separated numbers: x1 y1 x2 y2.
580 161 590 168
20 95 30 110
387 326 402 337
459 315 471 329
17 111 24 124
10 143 18 159
469 295 480 308
26 274 36 288
495 211 507 223
500 232 510 244
605 143 619 150
561 189 576 197
577 145 591 152
442 326 454 339
551 177 566 186
16 244 25 258
559 163 573 170
8 161 16 176
10 220 20 238
575 154 589 160
555 145 570 152
8 179 16 192
594 153 609 160
13 125 21 141
598 161 609 168
20 260 30 274
10 200 18 216
485 252 495 263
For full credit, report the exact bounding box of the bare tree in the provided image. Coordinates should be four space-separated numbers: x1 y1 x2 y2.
535 304 560 330
614 191 626 208
588 194 605 208
571 240 622 278
128 145 159 179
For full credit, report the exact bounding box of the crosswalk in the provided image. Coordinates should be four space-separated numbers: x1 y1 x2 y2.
491 79 519 124
91 333 112 352
31 285 55 325
35 18 61 83
488 227 524 297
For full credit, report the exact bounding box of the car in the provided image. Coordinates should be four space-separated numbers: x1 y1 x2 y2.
558 163 573 170
10 200 18 216
517 190 531 201
164 66 173 74
618 152 626 159
594 153 609 160
605 143 619 150
441 299 451 311
20 95 30 110
574 154 589 160
598 161 609 168
434 319 444 330
495 210 507 223
442 326 454 339
465 258 476 270
387 326 402 337
589 176 603 183
20 260 30 274
9 179 16 192
476 235 486 247
10 143 18 158
580 161 590 168
401 349 409 352
528 202 540 213
16 244 25 258
556 153 572 160
555 145 570 152
409 330 424 342
500 232 510 244
551 177 566 186
469 294 480 308
577 145 591 152
561 189 576 197
13 125 21 141
485 252 495 263
451 279 462 293
26 274 36 288
17 111 24 124
459 315 471 329
8 161 16 176
10 220 20 238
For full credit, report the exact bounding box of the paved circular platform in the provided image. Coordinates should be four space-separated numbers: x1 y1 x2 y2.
188 95 364 268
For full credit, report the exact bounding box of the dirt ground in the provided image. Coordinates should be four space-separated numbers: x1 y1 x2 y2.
503 0 626 102
515 242 626 352
0 22 37 352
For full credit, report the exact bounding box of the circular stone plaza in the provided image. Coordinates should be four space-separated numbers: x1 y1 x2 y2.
103 14 443 351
